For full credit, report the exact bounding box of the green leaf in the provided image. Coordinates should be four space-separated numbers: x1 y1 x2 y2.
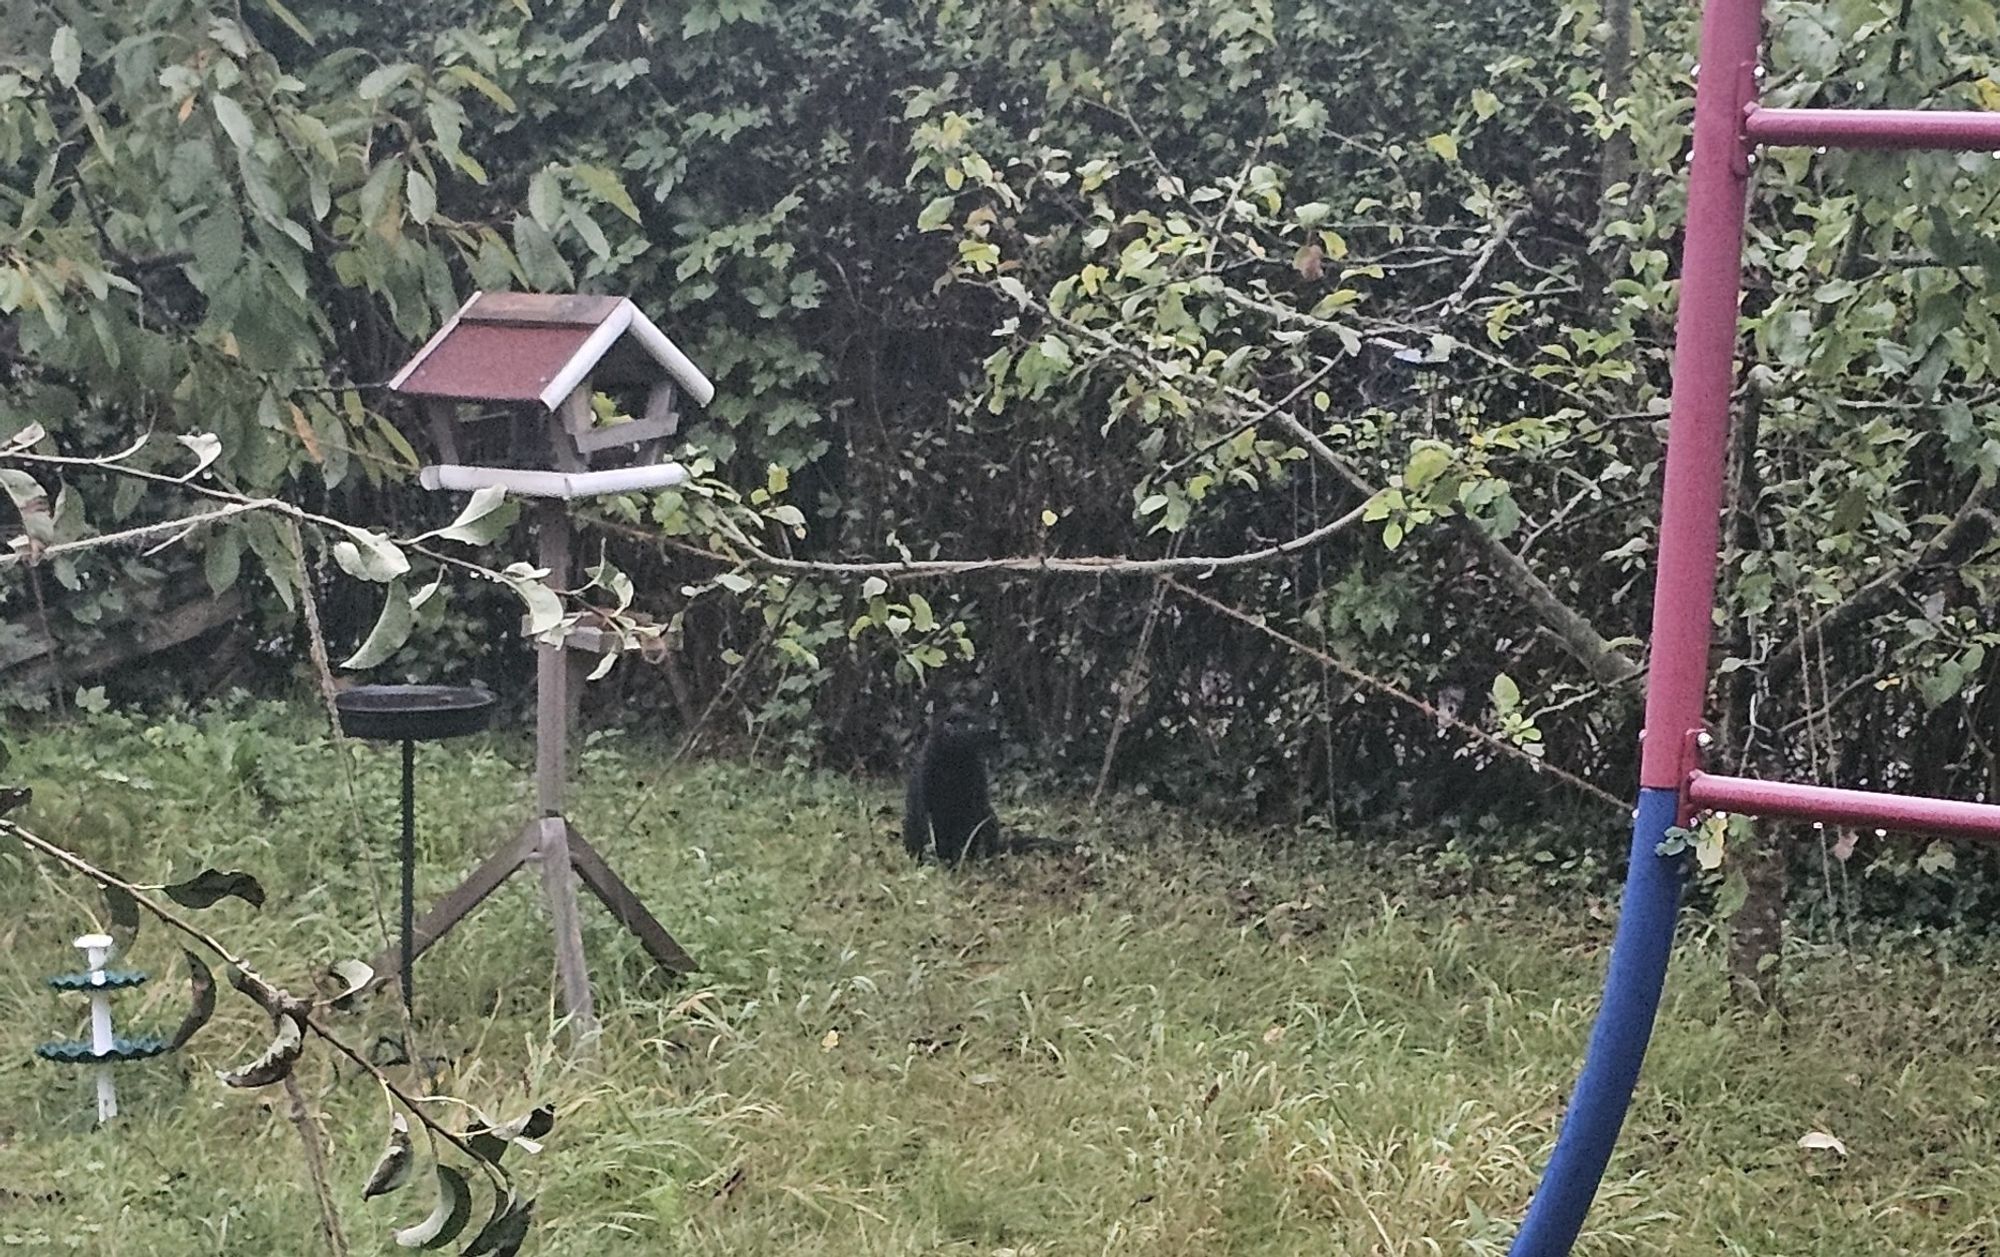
1491 673 1520 712
216 1010 304 1088
1404 444 1452 489
212 96 255 150
393 1165 474 1249
501 564 564 637
1293 201 1332 227
426 96 468 168
460 1195 533 1257
1917 841 1957 875
434 486 518 545
406 168 436 225
567 205 612 259
1 423 45 455
1425 133 1460 162
372 412 420 469
188 210 244 287
51 27 81 88
168 951 216 1050
1715 869 1749 919
1471 88 1499 120
917 195 956 232
178 432 224 478
363 1115 415 1199
342 579 415 670
242 514 302 612
257 0 316 43
1 468 52 542
511 214 573 289
1693 815 1727 871
164 868 267 910
465 1106 555 1165
358 62 415 101
204 528 243 595
568 162 641 223
443 65 514 111
332 527 411 582
358 157 403 226
103 883 141 937
328 959 375 1007
527 168 563 229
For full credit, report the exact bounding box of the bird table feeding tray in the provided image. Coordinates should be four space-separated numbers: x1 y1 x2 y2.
334 685 496 743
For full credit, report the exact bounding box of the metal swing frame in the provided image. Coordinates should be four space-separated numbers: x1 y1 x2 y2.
1510 4 2000 1252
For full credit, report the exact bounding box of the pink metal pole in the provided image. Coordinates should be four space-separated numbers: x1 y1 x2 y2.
1637 3 1763 791
1687 773 2000 841
1745 107 2000 151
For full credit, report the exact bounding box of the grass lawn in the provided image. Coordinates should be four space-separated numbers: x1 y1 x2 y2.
1 700 1997 1254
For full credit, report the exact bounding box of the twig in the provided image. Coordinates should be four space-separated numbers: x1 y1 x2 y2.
0 448 580 625
291 522 347 737
1161 579 1626 811
293 524 432 1085
590 501 1372 583
282 1073 351 1257
1438 208 1528 319
1154 359 1339 480
1763 493 1994 688
1092 574 1170 806
0 500 277 568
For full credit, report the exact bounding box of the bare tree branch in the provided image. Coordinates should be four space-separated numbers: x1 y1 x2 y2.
1762 496 1994 688
1162 578 1627 811
601 499 1372 582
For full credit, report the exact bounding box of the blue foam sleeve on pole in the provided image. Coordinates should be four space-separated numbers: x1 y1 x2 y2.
1509 786 1686 1256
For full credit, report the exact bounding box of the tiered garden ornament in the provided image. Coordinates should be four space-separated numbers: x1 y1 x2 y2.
36 933 169 1123
376 292 711 1037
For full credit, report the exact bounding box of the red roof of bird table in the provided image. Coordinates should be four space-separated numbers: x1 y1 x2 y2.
387 291 714 410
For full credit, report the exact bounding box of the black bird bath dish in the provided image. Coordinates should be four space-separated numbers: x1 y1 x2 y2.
334 685 496 1011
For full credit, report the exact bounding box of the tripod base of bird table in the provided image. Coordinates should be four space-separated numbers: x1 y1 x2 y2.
370 815 697 1026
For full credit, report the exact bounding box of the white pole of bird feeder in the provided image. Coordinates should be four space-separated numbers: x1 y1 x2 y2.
76 933 118 1122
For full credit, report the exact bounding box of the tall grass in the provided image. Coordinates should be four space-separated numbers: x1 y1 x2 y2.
1 701 1995 1254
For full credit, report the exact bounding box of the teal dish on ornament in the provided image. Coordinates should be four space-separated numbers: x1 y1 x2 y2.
36 1034 171 1064
46 969 150 992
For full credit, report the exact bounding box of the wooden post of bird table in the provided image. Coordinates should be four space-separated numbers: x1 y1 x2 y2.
533 502 597 1042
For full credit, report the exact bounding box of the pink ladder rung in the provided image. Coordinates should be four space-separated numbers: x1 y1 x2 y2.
1686 772 2000 841
1745 106 2000 151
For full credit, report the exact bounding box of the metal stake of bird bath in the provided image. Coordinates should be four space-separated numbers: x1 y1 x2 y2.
37 933 169 1123
333 685 497 1014
370 292 707 1039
